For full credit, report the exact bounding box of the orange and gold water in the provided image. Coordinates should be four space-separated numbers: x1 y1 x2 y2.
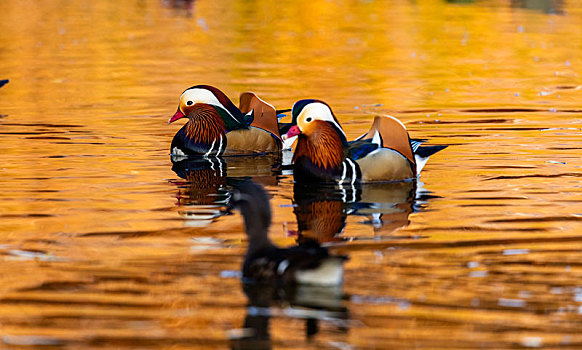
1 0 582 348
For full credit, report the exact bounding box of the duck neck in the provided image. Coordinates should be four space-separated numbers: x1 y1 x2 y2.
239 201 275 256
293 122 345 171
185 104 227 145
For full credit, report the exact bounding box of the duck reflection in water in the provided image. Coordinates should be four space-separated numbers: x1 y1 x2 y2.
227 181 349 349
291 180 425 243
230 283 349 350
161 0 197 16
170 154 281 227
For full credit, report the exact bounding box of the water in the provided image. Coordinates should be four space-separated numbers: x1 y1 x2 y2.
1 0 582 348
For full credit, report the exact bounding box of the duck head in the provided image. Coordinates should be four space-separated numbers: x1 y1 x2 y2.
287 99 346 139
168 85 242 126
285 100 347 173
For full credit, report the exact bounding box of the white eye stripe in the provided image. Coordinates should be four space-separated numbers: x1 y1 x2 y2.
180 88 237 121
299 103 345 137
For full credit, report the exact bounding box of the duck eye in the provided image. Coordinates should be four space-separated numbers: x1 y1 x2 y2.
306 117 312 122
186 101 193 106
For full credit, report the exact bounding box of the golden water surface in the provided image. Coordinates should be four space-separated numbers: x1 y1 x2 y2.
1 0 582 349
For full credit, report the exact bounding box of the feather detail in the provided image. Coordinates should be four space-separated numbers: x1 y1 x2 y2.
237 92 283 151
293 120 344 171
185 103 227 147
345 139 379 160
239 92 282 139
187 84 243 121
358 115 416 173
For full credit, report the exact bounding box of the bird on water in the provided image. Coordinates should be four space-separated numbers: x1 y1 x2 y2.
283 99 447 183
168 85 285 157
228 180 347 286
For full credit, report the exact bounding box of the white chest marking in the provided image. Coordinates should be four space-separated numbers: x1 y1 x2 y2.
339 162 347 183
277 259 290 275
172 147 187 156
345 158 357 185
217 134 224 154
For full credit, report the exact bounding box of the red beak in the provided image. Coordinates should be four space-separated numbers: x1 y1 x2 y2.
168 108 185 124
283 125 301 139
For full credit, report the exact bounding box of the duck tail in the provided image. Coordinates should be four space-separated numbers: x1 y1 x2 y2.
414 145 448 175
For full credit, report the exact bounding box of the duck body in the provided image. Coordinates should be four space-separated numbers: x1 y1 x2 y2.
291 120 365 184
169 85 282 156
170 103 228 156
229 180 347 286
243 240 345 285
283 100 446 183
353 146 414 182
288 119 395 184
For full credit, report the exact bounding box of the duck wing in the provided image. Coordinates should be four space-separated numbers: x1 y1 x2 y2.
244 239 347 284
239 92 283 145
410 138 426 152
357 115 416 167
344 139 378 161
280 239 347 269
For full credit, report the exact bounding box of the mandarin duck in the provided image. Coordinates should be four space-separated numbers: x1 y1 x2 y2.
228 180 347 285
169 85 284 156
283 100 447 183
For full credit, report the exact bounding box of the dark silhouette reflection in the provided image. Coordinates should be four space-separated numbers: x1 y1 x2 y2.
170 155 281 226
291 180 421 243
230 282 349 350
510 0 563 14
444 0 563 14
161 0 197 16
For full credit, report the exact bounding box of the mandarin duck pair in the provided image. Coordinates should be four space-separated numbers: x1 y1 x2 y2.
169 85 447 183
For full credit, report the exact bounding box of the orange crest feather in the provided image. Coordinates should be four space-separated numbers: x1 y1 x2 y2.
186 104 226 144
293 120 344 170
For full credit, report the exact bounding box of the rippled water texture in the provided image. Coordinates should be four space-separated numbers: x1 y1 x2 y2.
1 0 582 349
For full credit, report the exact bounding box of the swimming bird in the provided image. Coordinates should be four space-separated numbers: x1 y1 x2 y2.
283 99 447 183
168 85 283 156
228 180 347 285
